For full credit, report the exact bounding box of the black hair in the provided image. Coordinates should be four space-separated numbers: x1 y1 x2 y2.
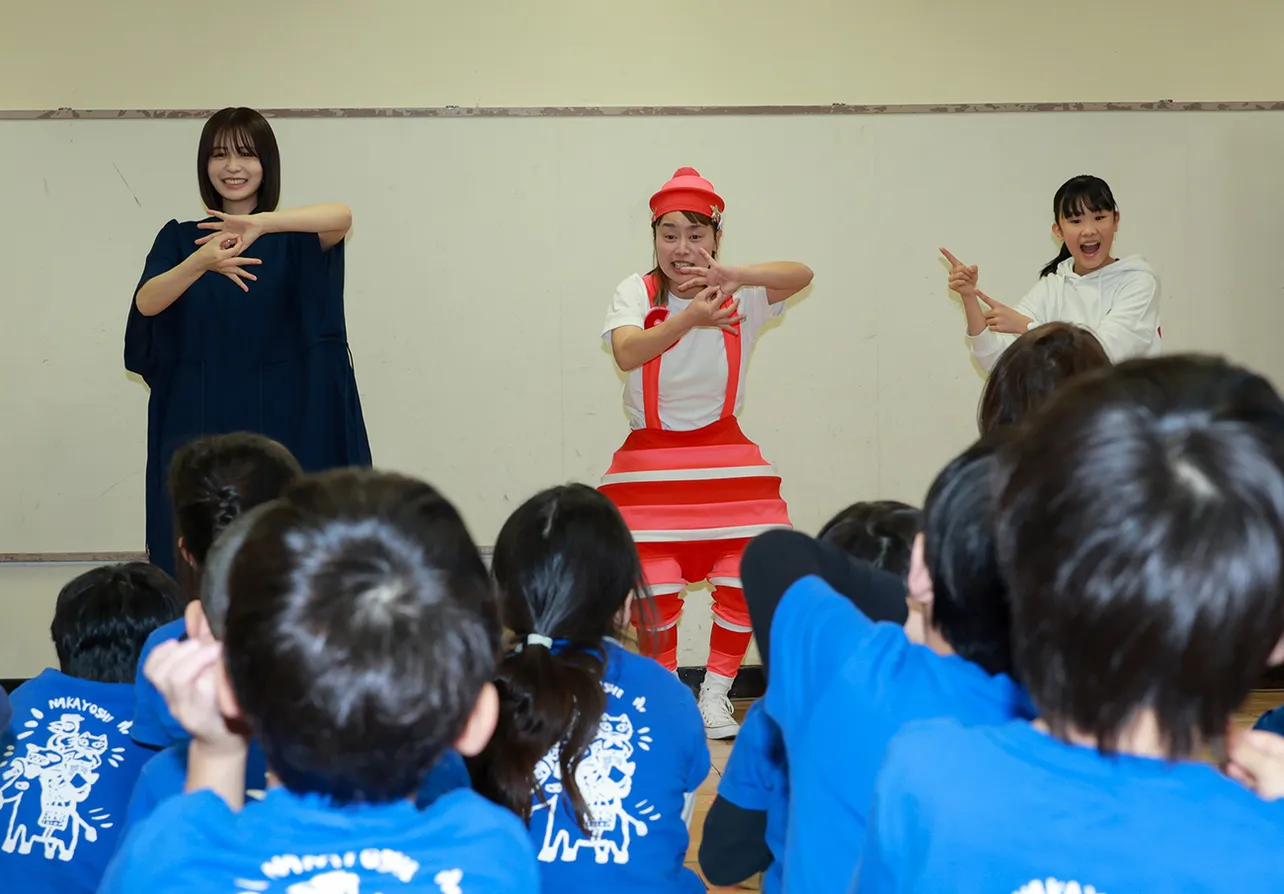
1040 175 1118 277
978 322 1112 434
168 432 303 597
197 107 282 214
921 430 1014 677
817 500 921 579
996 354 1284 759
52 562 185 683
222 469 498 804
649 210 719 308
469 483 652 832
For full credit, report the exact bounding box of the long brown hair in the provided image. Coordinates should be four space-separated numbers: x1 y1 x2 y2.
648 210 720 307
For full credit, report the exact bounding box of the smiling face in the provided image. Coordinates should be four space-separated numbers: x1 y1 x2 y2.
1053 204 1120 275
206 129 263 215
653 211 719 288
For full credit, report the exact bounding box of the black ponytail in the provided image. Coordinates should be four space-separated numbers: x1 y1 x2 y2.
474 640 608 829
168 432 303 598
1039 243 1073 278
468 484 651 833
1041 175 1118 278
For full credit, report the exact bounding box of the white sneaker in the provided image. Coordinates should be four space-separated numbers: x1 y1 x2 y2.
698 671 740 739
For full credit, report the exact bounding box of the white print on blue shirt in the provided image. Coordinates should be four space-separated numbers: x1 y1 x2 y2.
533 685 660 865
1014 879 1106 894
233 850 466 893
0 704 132 862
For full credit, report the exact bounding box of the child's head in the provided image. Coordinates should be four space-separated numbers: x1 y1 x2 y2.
997 354 1284 759
905 429 1014 676
168 432 303 596
472 483 648 829
52 562 185 683
649 167 724 305
217 469 499 804
978 322 1111 434
197 107 281 213
818 500 921 580
190 501 277 643
1041 174 1119 278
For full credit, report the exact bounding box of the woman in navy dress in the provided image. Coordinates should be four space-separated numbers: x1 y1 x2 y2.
125 107 371 576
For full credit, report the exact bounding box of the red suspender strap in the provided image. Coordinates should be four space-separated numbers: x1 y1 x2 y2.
642 275 665 430
719 305 740 420
639 273 742 430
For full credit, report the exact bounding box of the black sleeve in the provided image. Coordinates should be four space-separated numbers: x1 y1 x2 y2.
698 795 774 886
742 528 909 679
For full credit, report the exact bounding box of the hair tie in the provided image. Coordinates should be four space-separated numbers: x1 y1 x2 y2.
525 633 553 649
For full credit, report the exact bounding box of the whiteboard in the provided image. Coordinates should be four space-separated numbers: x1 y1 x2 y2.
4 110 1283 553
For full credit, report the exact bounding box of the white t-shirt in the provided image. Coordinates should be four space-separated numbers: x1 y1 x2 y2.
968 254 1162 373
602 274 785 431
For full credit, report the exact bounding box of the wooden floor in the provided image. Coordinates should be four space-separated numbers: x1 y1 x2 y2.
684 690 1284 891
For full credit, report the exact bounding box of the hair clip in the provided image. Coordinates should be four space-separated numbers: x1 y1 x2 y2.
710 206 723 225
525 633 553 649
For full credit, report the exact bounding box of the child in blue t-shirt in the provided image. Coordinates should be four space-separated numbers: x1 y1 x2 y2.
131 432 304 751
100 469 538 893
857 355 1284 891
0 562 184 894
699 500 921 893
468 484 710 894
116 502 470 847
739 428 1033 893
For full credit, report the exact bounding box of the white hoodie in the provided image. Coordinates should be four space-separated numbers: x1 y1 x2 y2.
968 254 1162 373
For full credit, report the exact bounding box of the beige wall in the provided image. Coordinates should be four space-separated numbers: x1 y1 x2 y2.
3 0 1279 109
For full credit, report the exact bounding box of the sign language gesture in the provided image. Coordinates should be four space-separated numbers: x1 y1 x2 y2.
977 292 1033 334
196 233 261 293
675 247 743 299
195 209 265 252
939 248 979 298
682 285 745 333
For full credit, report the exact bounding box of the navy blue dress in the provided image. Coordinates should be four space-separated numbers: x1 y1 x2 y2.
125 219 371 576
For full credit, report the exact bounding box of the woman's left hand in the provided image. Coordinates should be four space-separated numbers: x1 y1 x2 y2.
195 209 265 251
979 292 1034 335
674 247 743 299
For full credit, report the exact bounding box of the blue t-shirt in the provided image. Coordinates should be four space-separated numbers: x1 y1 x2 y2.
129 618 187 749
0 669 156 893
117 739 470 847
1255 705 1284 736
530 642 709 894
857 717 1284 891
716 700 787 894
764 576 1035 893
100 786 537 893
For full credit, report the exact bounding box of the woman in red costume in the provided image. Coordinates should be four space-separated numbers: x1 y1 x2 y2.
599 168 813 738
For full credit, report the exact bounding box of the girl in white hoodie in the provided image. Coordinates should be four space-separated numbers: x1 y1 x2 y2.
941 175 1162 373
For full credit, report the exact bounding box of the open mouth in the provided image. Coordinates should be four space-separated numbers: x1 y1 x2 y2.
672 261 694 271
1080 241 1101 257
223 178 249 189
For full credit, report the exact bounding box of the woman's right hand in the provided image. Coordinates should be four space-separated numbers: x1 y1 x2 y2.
197 233 261 293
940 248 979 298
681 286 745 333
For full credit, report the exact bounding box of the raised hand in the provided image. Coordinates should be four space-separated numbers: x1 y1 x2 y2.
195 233 261 293
977 292 1033 334
195 209 265 251
143 638 244 755
673 247 743 299
681 285 745 333
939 247 979 298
